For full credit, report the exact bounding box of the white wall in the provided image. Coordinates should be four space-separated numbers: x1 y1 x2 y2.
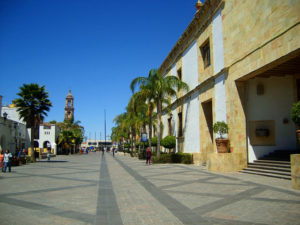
171 107 178 152
212 8 225 74
214 73 227 127
183 91 200 153
171 64 177 103
39 125 58 154
2 106 26 124
247 76 296 162
182 40 199 90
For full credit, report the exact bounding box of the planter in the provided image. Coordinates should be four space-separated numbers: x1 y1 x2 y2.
215 138 229 153
296 130 300 144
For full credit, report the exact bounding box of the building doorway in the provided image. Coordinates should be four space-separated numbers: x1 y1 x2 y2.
201 100 214 164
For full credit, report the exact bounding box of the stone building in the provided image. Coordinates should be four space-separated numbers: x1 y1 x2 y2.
64 90 74 121
0 97 30 153
159 0 300 171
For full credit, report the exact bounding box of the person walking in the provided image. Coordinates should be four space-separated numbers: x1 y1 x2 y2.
146 147 152 165
0 150 4 172
3 150 12 172
47 142 51 161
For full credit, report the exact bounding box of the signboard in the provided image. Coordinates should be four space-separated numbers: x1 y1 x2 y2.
141 133 148 143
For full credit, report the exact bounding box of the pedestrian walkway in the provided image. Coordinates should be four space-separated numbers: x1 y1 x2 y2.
0 152 299 225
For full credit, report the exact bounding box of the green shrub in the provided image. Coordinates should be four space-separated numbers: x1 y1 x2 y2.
161 135 176 149
152 154 172 163
151 137 157 146
25 156 31 163
135 142 141 148
138 150 146 160
291 101 300 128
152 153 193 164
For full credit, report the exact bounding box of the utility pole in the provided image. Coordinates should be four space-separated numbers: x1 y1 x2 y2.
104 109 106 150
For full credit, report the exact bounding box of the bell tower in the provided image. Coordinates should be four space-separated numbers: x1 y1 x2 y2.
64 90 74 121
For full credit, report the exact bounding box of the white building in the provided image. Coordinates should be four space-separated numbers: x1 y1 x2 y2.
28 123 61 155
0 97 29 153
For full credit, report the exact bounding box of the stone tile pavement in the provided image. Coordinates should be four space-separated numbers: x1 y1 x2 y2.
0 152 299 225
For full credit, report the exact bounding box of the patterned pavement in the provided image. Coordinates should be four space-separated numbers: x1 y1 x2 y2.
0 152 299 225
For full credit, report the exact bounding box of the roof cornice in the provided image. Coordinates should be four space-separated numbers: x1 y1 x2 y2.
159 0 223 75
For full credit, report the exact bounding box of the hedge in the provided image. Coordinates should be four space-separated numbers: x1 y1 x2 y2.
151 152 193 164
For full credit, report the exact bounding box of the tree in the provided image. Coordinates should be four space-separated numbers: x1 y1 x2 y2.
57 119 84 154
131 69 189 157
130 70 157 150
13 83 52 162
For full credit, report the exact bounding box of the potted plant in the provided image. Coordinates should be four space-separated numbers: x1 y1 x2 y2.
291 101 300 143
161 135 176 153
213 121 229 153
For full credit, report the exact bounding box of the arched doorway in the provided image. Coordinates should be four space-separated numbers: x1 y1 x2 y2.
43 141 51 148
0 135 6 151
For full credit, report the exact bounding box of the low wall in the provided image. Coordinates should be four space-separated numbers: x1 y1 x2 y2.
291 154 300 190
28 148 54 156
192 153 201 165
207 153 246 172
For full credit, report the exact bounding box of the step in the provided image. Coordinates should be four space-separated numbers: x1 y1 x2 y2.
243 167 291 176
249 162 291 169
239 170 291 180
254 160 290 165
248 164 291 172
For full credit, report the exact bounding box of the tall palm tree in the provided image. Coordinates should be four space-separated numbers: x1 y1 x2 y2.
58 130 74 154
130 72 156 149
127 92 149 153
131 69 189 157
13 83 52 161
112 112 130 150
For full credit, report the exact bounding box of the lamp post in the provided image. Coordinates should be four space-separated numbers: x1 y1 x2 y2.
141 132 148 154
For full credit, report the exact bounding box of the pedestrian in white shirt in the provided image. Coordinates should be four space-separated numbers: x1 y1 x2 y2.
3 150 12 172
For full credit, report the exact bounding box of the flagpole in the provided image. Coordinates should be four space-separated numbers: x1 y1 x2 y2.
104 109 106 151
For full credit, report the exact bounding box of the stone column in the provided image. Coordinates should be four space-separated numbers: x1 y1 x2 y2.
291 154 300 190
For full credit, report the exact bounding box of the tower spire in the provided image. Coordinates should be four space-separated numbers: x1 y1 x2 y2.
64 90 74 121
195 0 203 11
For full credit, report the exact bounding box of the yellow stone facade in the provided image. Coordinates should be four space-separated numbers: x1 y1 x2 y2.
159 0 300 172
291 154 300 190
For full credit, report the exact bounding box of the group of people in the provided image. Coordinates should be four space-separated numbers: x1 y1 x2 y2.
0 150 13 172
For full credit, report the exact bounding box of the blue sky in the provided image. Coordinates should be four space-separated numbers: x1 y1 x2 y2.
0 0 199 140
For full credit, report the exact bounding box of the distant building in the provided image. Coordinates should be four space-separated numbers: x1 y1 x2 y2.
64 90 74 121
81 139 112 149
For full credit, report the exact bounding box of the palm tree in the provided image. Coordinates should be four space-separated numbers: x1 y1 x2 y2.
131 69 189 157
57 118 84 154
13 83 52 162
112 112 130 151
58 130 74 154
127 93 149 153
130 72 156 149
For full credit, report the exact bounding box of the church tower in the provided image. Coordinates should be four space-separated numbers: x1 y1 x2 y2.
64 90 74 121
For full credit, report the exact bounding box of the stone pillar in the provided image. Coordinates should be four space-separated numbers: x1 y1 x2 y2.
291 154 300 190
53 143 57 155
207 153 245 172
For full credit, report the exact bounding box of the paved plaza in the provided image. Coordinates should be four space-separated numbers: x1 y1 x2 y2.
0 152 299 225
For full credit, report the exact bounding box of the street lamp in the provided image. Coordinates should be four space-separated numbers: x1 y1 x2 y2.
141 132 148 153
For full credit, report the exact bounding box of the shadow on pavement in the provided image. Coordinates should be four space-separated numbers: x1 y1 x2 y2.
36 161 68 163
